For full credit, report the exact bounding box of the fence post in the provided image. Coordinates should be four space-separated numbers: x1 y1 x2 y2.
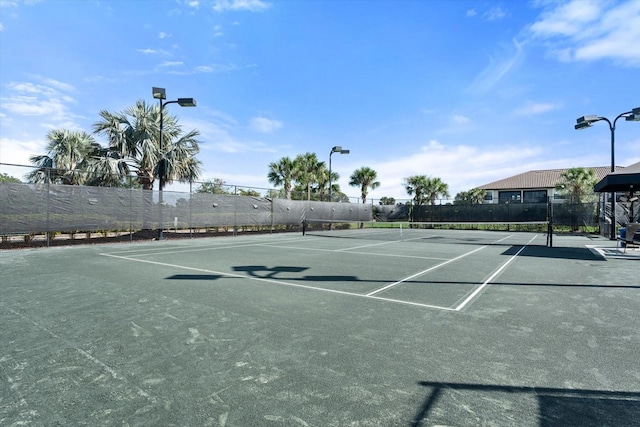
46 168 51 248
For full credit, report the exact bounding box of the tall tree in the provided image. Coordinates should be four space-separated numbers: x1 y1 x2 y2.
425 177 450 205
0 173 21 183
454 188 486 205
349 166 380 204
267 156 295 199
293 152 324 201
195 178 230 194
555 167 597 203
26 129 101 185
404 175 429 206
93 100 201 190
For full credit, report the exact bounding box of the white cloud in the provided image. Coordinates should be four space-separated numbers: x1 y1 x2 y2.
450 114 470 125
514 101 560 116
137 48 157 55
159 60 183 67
158 32 171 39
213 0 270 12
466 9 476 17
250 117 282 133
0 136 46 168
1 80 77 121
528 0 640 67
483 7 506 21
362 142 546 201
0 22 4 31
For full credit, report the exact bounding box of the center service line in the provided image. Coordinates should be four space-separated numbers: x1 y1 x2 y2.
365 246 487 296
454 235 538 311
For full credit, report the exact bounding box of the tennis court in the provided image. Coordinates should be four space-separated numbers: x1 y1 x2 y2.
1 229 639 426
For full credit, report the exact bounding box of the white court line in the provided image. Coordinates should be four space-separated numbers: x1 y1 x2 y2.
454 235 538 311
366 246 487 296
100 252 454 310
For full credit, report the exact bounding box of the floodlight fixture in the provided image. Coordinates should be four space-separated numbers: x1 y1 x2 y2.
177 98 197 107
329 145 350 202
625 107 640 122
574 122 593 130
576 115 599 124
152 87 166 100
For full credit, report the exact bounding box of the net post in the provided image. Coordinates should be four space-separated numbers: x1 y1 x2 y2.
547 197 553 248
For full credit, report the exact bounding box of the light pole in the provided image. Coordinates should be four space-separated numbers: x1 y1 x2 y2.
575 107 640 239
152 87 197 240
329 146 349 202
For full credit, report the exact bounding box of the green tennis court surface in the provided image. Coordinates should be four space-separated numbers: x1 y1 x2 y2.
1 232 639 426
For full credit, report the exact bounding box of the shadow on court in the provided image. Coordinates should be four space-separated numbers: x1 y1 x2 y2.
169 270 640 290
502 245 603 260
413 381 640 427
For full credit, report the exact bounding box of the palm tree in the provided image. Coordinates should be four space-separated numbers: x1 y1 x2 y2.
267 157 295 199
555 167 597 204
26 129 100 185
349 167 380 204
424 177 450 205
454 188 486 205
404 175 429 206
92 100 201 190
293 152 324 201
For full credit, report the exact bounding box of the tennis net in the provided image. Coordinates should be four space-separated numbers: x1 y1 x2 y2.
303 220 551 247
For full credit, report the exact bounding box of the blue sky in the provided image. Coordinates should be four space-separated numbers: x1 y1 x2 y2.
1 0 639 201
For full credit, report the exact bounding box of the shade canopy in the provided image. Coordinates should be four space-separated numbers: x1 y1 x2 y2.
594 162 640 193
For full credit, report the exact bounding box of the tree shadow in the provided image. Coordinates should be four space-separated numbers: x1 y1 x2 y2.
413 381 640 426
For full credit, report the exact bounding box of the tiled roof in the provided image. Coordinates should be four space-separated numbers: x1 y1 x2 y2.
477 166 623 190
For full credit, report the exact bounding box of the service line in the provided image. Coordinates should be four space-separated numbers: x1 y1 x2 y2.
365 246 487 296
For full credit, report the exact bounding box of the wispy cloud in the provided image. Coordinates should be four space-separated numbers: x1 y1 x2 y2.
166 63 243 75
450 114 470 125
528 0 640 67
514 101 560 116
158 32 171 39
250 117 282 133
1 80 77 118
466 9 476 17
212 0 270 13
468 38 524 94
159 60 184 67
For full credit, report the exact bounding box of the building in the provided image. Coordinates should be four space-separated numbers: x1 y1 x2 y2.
477 166 620 204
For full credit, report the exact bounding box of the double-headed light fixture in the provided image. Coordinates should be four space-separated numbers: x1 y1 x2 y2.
152 87 197 240
329 146 350 202
574 107 640 239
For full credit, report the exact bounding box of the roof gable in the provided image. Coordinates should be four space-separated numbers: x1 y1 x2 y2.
477 166 620 190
